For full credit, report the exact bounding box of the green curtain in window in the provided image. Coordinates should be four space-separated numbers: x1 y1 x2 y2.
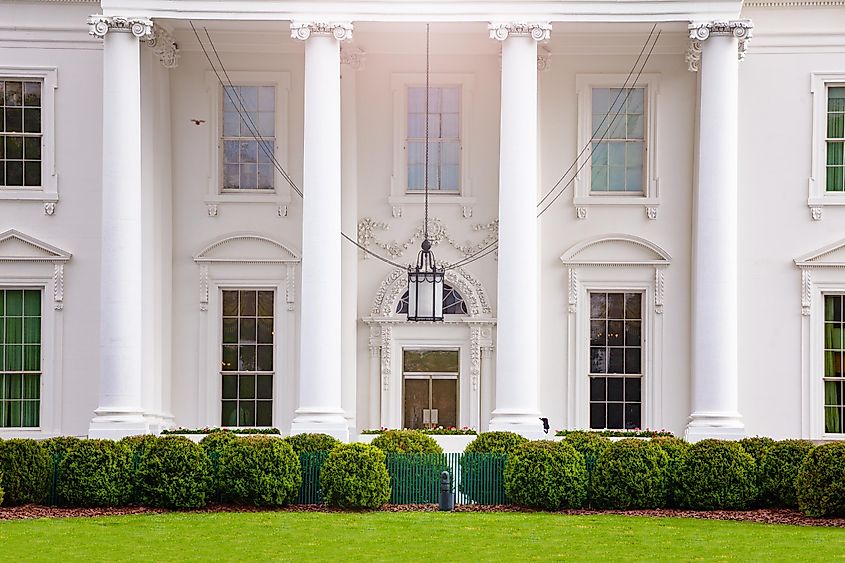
825 382 841 434
824 296 842 433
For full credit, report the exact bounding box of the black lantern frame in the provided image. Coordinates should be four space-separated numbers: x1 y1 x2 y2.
407 239 445 321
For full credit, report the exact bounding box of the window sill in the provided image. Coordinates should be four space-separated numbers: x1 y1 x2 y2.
387 194 477 218
572 196 659 220
0 190 58 202
205 192 293 217
807 195 845 220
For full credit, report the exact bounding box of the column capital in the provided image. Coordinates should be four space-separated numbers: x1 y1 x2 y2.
340 47 366 70
488 22 551 42
290 22 353 42
686 19 753 72
147 25 179 69
87 15 153 40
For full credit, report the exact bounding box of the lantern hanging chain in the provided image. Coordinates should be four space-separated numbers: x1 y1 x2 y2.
423 23 431 244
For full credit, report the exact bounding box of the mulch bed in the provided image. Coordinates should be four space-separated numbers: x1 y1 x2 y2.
0 504 843 527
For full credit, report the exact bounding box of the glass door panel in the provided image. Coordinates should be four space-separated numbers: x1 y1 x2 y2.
431 378 457 428
403 378 429 430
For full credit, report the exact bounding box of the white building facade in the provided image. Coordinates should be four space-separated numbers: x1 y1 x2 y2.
0 0 844 442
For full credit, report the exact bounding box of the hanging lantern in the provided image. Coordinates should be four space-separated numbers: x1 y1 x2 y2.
407 239 445 321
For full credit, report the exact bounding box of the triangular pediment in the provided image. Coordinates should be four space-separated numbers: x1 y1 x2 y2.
194 233 300 263
561 234 670 266
0 229 71 262
795 239 845 267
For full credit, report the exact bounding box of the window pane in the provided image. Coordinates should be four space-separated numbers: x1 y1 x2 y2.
24 345 40 371
23 162 41 187
23 82 41 107
591 142 608 166
23 109 40 133
6 318 21 344
21 400 38 427
590 377 606 401
828 142 844 166
403 349 459 373
625 321 641 347
239 346 256 371
828 166 844 192
223 164 240 189
257 112 274 137
256 163 273 189
589 403 606 429
590 293 606 318
238 86 258 112
592 88 611 114
590 320 606 346
625 348 641 375
256 345 273 371
257 291 274 317
221 401 237 426
257 318 273 344
239 401 255 426
624 293 642 319
256 375 272 399
222 346 237 371
239 318 256 343
23 137 40 160
239 141 257 163
625 377 641 402
240 291 256 316
624 403 641 430
608 348 624 373
607 321 624 346
828 112 844 139
607 294 624 319
223 291 239 316
258 86 275 111
256 401 272 426
6 373 21 399
222 375 237 399
607 403 624 429
590 347 606 374
6 108 22 132
239 375 255 399
223 111 241 137
6 136 22 159
222 319 238 344
223 140 239 164
6 161 22 186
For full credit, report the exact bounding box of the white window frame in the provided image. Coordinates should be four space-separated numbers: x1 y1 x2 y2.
809 73 845 218
573 74 660 213
389 73 476 217
401 347 461 429
796 239 845 439
204 71 290 208
0 67 58 203
561 235 670 431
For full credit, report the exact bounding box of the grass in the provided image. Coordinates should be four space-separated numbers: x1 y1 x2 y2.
1 511 843 562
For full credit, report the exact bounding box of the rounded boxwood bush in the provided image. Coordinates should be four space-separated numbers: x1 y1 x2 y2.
136 436 212 509
760 439 814 508
561 431 612 465
0 438 50 506
320 443 390 509
218 436 301 506
465 431 528 454
651 436 690 507
796 442 845 517
504 440 587 510
199 431 238 502
593 439 668 509
41 436 83 460
57 440 134 507
738 436 775 466
371 430 443 454
284 433 340 455
461 432 526 504
677 439 758 510
119 434 159 461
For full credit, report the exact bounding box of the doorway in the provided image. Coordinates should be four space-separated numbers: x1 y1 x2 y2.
402 349 459 429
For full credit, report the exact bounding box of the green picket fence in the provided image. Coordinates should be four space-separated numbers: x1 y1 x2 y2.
296 451 329 504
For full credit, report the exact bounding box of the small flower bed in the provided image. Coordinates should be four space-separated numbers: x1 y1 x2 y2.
555 429 675 439
160 427 281 435
360 427 477 436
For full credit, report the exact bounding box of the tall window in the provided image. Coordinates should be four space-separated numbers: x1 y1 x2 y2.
0 290 41 428
827 86 845 193
221 290 274 427
403 349 459 429
824 294 844 433
590 87 645 194
406 86 460 192
1 79 42 188
222 85 275 191
589 292 642 429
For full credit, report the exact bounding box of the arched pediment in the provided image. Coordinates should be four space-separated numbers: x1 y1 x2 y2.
194 233 300 264
795 238 845 267
370 267 492 319
560 234 671 266
0 229 71 262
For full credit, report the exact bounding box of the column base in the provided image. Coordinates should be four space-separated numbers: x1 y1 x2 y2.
488 410 546 440
290 408 349 442
684 411 745 442
88 409 154 439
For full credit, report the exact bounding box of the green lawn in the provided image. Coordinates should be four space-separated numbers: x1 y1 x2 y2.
1 512 843 562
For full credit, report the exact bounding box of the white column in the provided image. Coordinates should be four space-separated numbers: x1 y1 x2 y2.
487 23 550 439
87 16 153 438
289 22 352 441
685 20 752 442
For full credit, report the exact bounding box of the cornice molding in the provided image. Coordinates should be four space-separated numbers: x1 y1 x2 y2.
744 1 845 6
488 22 551 42
290 22 353 42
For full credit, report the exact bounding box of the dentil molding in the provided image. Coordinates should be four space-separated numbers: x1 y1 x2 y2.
488 23 552 42
686 20 754 72
290 22 353 42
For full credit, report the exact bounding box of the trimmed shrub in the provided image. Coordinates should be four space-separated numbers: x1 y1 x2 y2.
738 436 775 466
218 436 301 506
561 431 612 464
284 433 340 455
593 439 668 509
0 438 50 506
677 439 758 510
504 440 587 510
796 442 845 517
57 440 134 507
41 436 83 460
136 436 212 509
199 430 238 459
760 439 814 508
119 434 159 461
371 430 443 454
651 436 690 507
320 443 390 509
465 431 528 454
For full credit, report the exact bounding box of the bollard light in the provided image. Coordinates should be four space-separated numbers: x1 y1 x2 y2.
439 470 454 511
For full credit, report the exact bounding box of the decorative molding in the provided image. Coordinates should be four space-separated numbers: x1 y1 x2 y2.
290 22 353 42
470 327 482 391
199 264 209 312
357 217 498 263
285 264 296 311
194 233 300 264
146 24 179 69
340 47 365 70
488 22 552 42
811 206 823 221
44 202 56 216
391 206 402 219
568 268 578 313
576 206 588 220
561 234 672 267
462 205 473 219
87 16 153 39
537 47 552 71
655 268 665 314
277 204 288 218
380 324 392 391
744 1 845 6
687 20 754 72
0 229 72 263
646 206 659 220
369 266 492 318
801 269 812 316
52 264 64 310
207 203 218 217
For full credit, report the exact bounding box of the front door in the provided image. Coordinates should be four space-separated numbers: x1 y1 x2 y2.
402 349 459 429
